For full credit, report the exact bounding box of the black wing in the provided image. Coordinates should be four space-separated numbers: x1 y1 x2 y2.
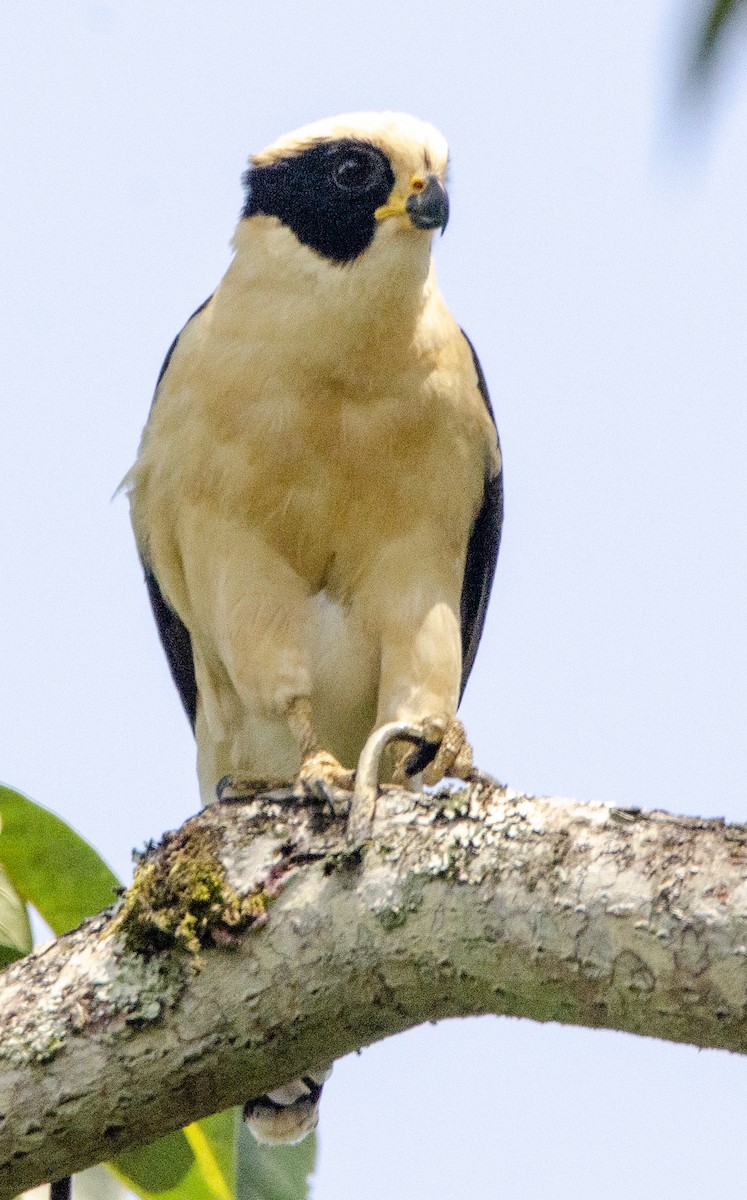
143 563 197 728
139 299 212 731
458 332 503 701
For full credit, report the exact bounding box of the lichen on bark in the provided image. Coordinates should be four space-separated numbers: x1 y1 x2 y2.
112 822 269 956
3 779 747 1196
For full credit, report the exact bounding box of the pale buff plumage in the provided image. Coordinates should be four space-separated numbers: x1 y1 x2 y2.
127 112 500 806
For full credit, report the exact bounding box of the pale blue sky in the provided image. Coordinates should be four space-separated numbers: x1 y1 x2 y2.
3 3 747 1197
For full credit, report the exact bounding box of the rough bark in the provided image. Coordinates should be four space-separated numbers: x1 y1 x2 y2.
2 777 747 1196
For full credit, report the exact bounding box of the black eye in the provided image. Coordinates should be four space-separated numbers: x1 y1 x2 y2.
330 149 379 194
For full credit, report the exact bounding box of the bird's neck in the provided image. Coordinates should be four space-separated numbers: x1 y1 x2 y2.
212 216 438 383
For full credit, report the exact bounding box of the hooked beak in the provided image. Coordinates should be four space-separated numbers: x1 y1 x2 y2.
405 174 449 232
375 173 449 233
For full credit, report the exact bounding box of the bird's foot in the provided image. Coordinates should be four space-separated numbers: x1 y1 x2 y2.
346 715 476 845
393 714 474 787
295 749 355 811
216 775 290 803
244 1066 332 1145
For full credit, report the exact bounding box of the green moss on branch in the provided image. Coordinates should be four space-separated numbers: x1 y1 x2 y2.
113 824 268 956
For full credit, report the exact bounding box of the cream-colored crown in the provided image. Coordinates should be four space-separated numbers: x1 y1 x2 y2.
251 111 449 181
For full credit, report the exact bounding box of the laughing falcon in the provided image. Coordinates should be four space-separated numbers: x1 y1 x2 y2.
127 111 503 1141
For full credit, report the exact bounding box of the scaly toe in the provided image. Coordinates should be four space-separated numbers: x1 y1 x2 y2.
422 716 473 786
386 714 474 788
295 750 355 807
389 714 466 784
216 775 287 803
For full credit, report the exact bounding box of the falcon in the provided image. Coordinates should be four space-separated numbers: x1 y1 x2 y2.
126 110 503 1142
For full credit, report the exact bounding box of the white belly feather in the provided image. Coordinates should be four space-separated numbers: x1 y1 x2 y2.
308 589 379 763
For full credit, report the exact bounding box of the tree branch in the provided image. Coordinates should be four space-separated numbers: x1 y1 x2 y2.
2 778 747 1196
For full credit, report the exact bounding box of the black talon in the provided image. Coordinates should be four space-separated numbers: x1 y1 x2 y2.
216 775 232 801
401 736 440 777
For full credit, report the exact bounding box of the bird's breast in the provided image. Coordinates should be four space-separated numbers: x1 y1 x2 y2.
134 293 492 626
180 372 477 594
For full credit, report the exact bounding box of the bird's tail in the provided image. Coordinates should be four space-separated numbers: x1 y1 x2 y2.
243 1067 331 1144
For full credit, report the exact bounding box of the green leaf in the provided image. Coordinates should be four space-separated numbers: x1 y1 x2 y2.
235 1112 315 1200
191 1109 236 1193
0 786 316 1199
693 0 747 72
111 1109 317 1200
111 1111 236 1200
0 784 119 933
111 1130 196 1196
0 860 32 968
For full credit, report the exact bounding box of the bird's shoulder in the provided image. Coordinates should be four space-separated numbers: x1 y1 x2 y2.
419 308 501 481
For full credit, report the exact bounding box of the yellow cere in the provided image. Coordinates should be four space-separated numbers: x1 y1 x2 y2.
375 176 427 222
374 196 408 221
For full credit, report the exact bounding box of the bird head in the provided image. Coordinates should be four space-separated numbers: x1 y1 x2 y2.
241 111 450 265
222 114 451 373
